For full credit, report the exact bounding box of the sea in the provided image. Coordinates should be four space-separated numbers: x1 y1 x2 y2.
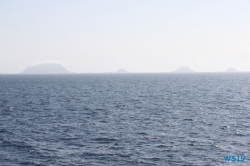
0 73 250 166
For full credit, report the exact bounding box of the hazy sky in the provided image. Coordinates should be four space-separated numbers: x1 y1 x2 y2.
0 0 250 73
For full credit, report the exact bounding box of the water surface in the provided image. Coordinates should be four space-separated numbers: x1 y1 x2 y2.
0 73 250 165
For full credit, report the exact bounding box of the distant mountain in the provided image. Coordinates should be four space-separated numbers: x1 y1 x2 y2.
173 66 194 73
22 63 71 74
116 69 128 73
225 68 237 72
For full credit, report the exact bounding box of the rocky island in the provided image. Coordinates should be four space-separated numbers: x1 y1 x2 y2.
22 63 71 74
173 66 194 73
225 68 238 72
116 69 129 73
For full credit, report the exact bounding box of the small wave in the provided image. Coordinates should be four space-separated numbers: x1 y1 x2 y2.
19 161 46 166
44 108 53 110
156 144 168 148
8 107 14 111
82 152 100 157
1 106 14 112
235 132 246 136
92 137 117 144
136 132 148 135
96 108 105 111
0 128 13 134
108 146 124 150
220 125 230 130
189 131 199 135
117 153 131 158
241 123 250 127
143 157 161 161
183 118 193 121
188 143 196 146
1 138 33 149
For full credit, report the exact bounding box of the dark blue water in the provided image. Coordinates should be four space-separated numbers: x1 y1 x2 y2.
1 74 250 165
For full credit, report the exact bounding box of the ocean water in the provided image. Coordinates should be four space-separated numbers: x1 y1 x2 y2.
0 73 250 166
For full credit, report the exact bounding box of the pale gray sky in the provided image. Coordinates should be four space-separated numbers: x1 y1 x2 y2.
0 0 250 73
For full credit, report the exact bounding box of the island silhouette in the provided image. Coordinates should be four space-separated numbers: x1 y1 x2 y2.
116 69 129 73
22 63 71 74
225 68 238 72
173 66 194 73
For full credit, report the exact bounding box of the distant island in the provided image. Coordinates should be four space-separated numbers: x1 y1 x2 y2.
116 69 129 73
225 68 238 72
22 63 71 74
173 66 194 73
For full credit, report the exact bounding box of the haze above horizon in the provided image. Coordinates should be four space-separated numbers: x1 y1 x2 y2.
0 0 250 74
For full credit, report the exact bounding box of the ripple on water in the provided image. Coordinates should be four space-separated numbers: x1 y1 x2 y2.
92 137 118 144
1 74 250 165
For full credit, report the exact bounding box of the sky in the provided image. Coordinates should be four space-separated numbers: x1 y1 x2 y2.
0 0 250 73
